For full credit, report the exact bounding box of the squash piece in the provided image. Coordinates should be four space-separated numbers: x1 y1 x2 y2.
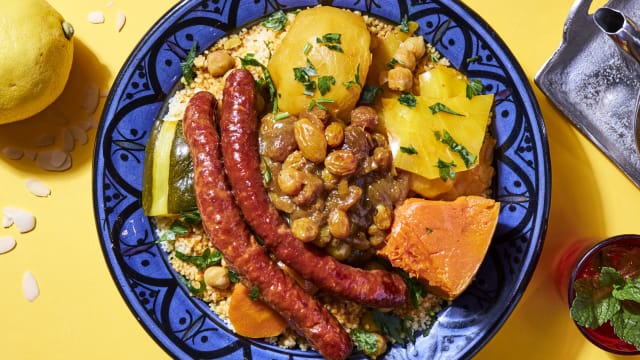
377 196 500 300
228 283 288 338
267 6 371 119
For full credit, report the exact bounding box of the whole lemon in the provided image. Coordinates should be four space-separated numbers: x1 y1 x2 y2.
0 0 74 125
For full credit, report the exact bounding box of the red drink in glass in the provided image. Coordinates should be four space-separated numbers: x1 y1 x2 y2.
567 234 640 355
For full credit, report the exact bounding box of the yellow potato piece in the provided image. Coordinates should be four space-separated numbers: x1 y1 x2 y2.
267 7 371 119
379 65 494 180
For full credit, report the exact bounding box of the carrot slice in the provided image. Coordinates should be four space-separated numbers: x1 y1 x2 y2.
378 196 500 300
228 283 288 338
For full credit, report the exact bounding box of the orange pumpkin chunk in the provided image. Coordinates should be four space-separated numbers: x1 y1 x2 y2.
378 196 500 300
228 283 288 338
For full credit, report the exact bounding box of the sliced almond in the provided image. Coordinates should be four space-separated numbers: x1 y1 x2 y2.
61 128 75 152
22 271 40 302
82 83 100 115
3 207 36 233
36 150 72 172
87 11 105 24
0 236 16 254
35 134 56 147
69 125 88 145
2 215 13 228
116 11 126 32
25 178 51 197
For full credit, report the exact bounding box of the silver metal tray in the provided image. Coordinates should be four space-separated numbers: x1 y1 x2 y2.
535 0 640 188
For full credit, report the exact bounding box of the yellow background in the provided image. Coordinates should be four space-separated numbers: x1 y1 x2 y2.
1 0 638 359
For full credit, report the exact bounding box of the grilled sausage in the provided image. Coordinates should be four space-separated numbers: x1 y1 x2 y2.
220 69 408 308
182 91 352 360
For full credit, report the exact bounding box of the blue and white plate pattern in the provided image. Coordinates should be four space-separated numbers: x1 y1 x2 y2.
93 0 551 358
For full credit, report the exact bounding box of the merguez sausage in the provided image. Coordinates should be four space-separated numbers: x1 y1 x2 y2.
220 69 408 308
182 91 352 360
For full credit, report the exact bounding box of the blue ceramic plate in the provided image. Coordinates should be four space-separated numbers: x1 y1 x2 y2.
93 0 551 358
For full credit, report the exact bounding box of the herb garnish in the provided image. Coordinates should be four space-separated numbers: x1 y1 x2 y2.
316 33 343 53
466 55 480 63
180 41 198 85
386 57 401 69
400 145 418 155
396 269 427 308
158 219 189 242
240 53 278 113
359 85 382 104
293 59 318 96
302 42 312 55
372 309 414 344
571 266 640 350
318 75 336 96
175 248 222 270
181 210 201 225
429 102 464 116
343 64 362 89
261 10 288 31
179 275 206 295
228 269 240 284
274 112 290 121
351 329 379 356
307 98 334 111
425 227 433 234
398 93 417 107
261 156 272 185
434 129 477 168
249 285 260 300
436 159 457 181
466 79 484 99
400 14 410 33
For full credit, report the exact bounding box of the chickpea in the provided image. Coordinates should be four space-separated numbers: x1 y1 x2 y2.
373 204 392 230
206 50 234 77
326 240 351 261
372 146 392 171
294 118 327 163
325 149 358 176
394 47 417 70
325 122 345 148
204 266 230 289
277 168 304 195
313 226 332 248
387 67 413 92
328 209 350 239
291 217 319 242
400 36 427 59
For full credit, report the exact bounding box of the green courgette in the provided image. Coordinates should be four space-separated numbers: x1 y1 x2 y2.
142 118 197 216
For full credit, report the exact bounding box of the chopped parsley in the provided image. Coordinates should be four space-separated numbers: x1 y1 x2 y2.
316 33 343 53
571 266 640 350
398 93 417 107
425 227 433 234
400 14 410 33
318 75 336 96
249 285 260 300
386 57 401 69
180 41 198 85
400 145 418 155
436 158 457 181
228 269 240 284
466 79 484 99
302 42 312 55
157 219 189 242
358 85 382 104
434 129 477 168
428 102 464 116
372 309 413 345
240 53 278 113
396 268 427 308
351 329 379 356
261 10 288 31
261 156 272 185
180 211 201 225
307 97 334 111
343 64 362 89
179 275 206 295
175 248 222 270
466 55 480 63
293 59 319 96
